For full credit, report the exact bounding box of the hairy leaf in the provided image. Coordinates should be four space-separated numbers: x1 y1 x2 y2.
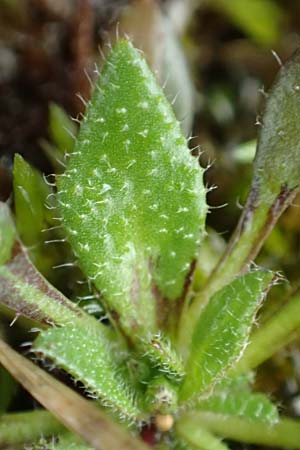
179 271 273 402
0 242 86 327
186 49 300 315
0 339 148 450
0 240 117 351
196 390 278 424
144 375 178 414
14 154 50 245
142 332 185 381
34 325 142 421
0 202 15 265
57 39 206 338
13 154 61 276
234 294 300 373
254 48 300 201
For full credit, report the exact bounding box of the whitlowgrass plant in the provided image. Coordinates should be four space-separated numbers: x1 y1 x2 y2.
1 40 300 450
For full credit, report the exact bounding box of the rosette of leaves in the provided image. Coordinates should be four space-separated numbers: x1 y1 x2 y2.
1 40 300 450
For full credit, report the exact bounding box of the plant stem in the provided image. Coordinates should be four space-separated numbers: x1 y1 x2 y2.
233 295 300 374
176 420 230 450
0 339 149 450
178 411 300 449
0 410 65 447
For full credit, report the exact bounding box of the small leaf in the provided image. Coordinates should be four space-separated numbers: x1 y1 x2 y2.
254 49 300 202
49 102 77 155
0 202 15 265
13 154 60 276
196 390 278 424
0 243 85 327
13 154 51 246
34 325 142 421
187 49 300 315
42 103 77 173
179 271 273 402
0 240 116 348
144 375 178 414
57 39 207 339
142 332 185 381
213 0 282 46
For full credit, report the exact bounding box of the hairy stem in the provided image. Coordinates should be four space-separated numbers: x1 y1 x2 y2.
176 420 229 450
0 410 65 447
178 411 300 449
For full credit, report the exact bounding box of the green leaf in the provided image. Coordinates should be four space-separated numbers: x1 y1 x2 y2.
179 271 273 402
42 104 77 173
34 325 142 421
0 244 83 327
200 49 300 297
253 49 300 201
0 410 65 447
13 154 51 246
0 366 16 413
196 390 278 424
0 202 15 265
57 39 207 339
142 332 185 381
0 240 116 349
49 102 77 155
13 154 60 276
32 435 92 450
213 0 283 46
